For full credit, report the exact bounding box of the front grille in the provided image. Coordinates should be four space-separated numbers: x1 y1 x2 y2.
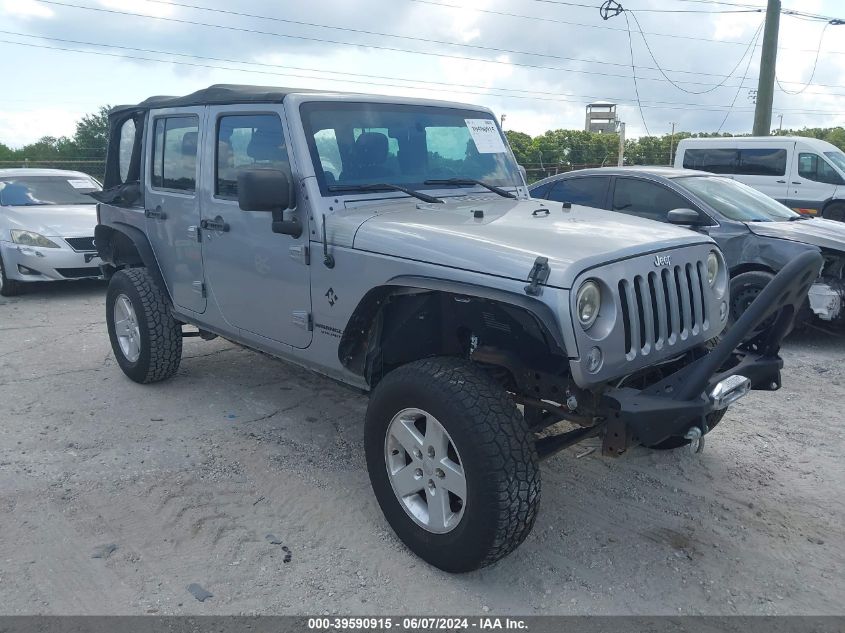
618 260 709 360
65 237 97 252
56 267 100 279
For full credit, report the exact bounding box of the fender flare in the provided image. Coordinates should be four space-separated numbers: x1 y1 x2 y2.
338 275 570 375
95 222 170 300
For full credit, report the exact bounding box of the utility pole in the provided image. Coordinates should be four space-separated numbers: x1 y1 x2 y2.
500 113 507 130
669 122 676 166
753 0 781 136
777 114 784 133
617 121 626 167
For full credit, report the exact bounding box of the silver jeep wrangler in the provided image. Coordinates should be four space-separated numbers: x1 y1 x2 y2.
94 85 820 572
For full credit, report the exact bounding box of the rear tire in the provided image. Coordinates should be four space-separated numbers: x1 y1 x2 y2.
0 253 23 297
365 357 540 572
823 202 845 222
106 268 182 383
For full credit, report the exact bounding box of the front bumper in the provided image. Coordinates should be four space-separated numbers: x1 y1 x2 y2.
0 239 102 282
596 250 823 453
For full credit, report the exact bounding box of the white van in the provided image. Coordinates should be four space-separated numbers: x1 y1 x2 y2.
674 136 845 221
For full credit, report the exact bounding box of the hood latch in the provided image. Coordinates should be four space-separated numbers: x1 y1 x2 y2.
524 256 551 296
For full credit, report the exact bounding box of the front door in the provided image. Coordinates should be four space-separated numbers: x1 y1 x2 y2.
145 107 206 313
788 151 841 215
199 105 312 348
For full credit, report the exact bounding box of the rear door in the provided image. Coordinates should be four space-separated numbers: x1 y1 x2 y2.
145 108 206 313
199 105 312 348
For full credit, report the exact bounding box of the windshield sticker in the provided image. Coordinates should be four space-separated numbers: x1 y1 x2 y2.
68 179 95 189
465 119 507 154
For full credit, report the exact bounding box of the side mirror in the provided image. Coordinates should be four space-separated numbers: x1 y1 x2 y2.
667 208 703 226
237 169 301 237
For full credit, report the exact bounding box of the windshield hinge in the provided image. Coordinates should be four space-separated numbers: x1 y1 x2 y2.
524 257 551 296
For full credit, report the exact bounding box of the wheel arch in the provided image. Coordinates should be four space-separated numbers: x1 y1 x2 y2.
95 222 170 301
730 262 777 278
339 276 570 389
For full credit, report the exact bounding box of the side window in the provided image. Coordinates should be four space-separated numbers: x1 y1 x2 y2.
682 148 737 174
216 114 288 198
151 116 199 192
611 178 689 222
798 153 843 185
117 118 136 183
529 181 553 199
546 176 609 208
737 148 786 176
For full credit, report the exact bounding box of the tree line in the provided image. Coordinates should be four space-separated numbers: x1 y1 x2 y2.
3 105 845 184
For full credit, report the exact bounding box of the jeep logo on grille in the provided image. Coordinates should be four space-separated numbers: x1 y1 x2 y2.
654 254 671 267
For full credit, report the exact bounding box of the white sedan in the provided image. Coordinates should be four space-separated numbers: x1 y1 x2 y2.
0 168 102 296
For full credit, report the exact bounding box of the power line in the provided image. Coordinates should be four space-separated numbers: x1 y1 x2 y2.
776 17 842 95
624 12 650 135
626 11 765 94
2 36 841 116
32 0 761 82
717 17 766 132
412 0 845 57
530 0 763 12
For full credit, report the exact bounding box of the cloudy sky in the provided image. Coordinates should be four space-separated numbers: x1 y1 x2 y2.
1 0 844 147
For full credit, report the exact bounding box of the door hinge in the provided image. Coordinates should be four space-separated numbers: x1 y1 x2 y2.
192 281 206 298
292 311 313 331
188 225 202 242
289 245 310 265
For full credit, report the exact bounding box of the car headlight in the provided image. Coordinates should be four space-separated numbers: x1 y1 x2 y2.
576 280 601 329
10 230 60 248
706 251 720 286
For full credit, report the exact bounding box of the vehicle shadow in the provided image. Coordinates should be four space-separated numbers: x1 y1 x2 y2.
0 278 107 303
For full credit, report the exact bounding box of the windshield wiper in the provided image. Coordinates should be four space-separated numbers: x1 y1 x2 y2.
424 178 517 199
789 215 812 221
328 183 443 204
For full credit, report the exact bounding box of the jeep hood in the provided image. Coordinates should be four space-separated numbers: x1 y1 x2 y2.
1 203 98 238
344 197 713 289
747 218 845 253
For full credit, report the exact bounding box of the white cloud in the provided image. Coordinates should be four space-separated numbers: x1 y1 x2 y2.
1 0 53 18
0 109 82 148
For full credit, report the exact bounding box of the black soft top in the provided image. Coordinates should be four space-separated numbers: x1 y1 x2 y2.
109 84 327 117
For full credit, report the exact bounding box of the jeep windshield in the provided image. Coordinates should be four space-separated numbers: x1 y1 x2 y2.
0 176 100 206
673 175 798 222
301 102 521 197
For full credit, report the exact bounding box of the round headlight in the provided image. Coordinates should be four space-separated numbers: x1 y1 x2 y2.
576 280 601 329
706 251 720 286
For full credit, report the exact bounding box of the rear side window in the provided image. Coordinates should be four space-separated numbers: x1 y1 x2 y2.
682 148 737 174
683 147 787 176
151 116 199 192
737 148 786 176
546 176 609 208
117 118 136 184
216 113 288 198
611 178 689 222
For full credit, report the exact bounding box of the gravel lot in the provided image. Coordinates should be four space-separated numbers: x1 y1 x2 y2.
1 280 843 615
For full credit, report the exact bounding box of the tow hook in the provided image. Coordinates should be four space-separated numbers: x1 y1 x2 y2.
684 426 704 454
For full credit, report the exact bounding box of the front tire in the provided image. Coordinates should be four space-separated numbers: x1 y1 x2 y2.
0 253 23 297
106 268 182 383
365 357 540 572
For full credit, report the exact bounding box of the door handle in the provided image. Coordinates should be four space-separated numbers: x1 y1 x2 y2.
776 180 786 184
200 218 230 232
792 181 802 185
145 205 167 220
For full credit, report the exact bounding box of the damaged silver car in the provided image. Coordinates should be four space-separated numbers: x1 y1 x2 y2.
531 167 845 324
